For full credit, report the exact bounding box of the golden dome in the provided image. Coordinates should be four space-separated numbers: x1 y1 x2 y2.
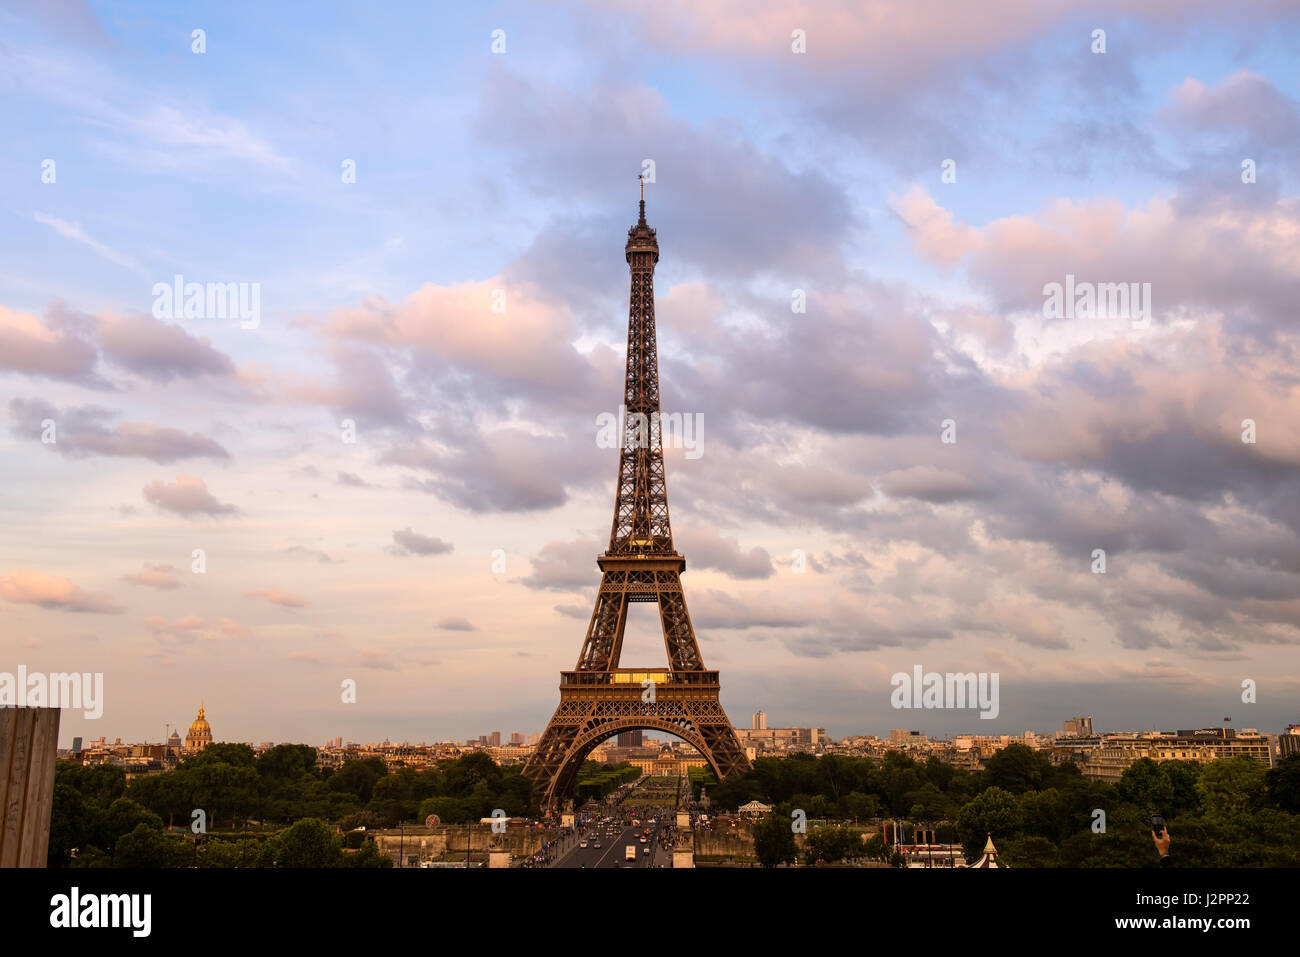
185 700 213 749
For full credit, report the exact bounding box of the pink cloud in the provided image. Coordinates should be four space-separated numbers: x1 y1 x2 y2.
0 306 100 385
0 570 123 614
142 475 236 516
122 563 183 590
246 588 308 608
318 280 591 396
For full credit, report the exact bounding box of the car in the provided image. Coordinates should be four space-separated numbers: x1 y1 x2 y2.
642 847 650 855
579 841 588 848
639 836 647 843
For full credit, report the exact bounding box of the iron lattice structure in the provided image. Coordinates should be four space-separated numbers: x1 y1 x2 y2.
521 193 750 809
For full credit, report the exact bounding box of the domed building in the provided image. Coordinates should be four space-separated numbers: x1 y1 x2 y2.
185 701 214 751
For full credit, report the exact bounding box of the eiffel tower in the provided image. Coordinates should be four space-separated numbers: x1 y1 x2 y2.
522 183 750 809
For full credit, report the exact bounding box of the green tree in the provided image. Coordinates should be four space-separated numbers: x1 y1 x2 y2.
113 822 173 868
345 840 394 868
1266 754 1300 813
47 783 89 867
905 782 957 820
58 761 126 807
441 752 503 797
751 814 798 868
981 744 1050 795
264 818 342 868
1018 788 1073 843
1160 760 1202 814
329 758 389 803
182 742 256 769
339 809 385 830
841 791 883 822
183 760 260 830
95 798 164 854
804 825 863 864
1057 804 1154 867
878 752 924 814
199 837 266 868
1000 835 1058 868
956 786 1020 858
1197 757 1267 817
257 744 317 780
1116 758 1176 814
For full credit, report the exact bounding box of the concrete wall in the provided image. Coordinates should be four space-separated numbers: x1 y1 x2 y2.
373 823 551 866
693 826 755 859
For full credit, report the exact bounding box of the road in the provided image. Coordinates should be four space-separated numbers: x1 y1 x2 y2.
552 814 674 869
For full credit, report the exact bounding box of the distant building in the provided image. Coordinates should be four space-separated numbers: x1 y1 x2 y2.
1063 716 1094 737
1047 734 1103 767
509 732 524 745
1083 727 1272 782
1280 725 1300 760
184 702 214 751
931 747 982 771
616 730 644 747
734 726 827 753
489 731 501 746
485 745 532 764
627 753 706 776
71 736 82 752
889 729 928 747
752 711 767 730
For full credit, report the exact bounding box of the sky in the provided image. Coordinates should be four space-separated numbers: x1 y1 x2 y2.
2 1 1299 748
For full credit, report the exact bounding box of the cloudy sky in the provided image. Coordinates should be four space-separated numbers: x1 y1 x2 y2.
3 1 1299 748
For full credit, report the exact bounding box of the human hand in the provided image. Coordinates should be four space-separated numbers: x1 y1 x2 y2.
1152 827 1171 859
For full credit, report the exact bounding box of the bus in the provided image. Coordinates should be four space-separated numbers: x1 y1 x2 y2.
625 845 636 861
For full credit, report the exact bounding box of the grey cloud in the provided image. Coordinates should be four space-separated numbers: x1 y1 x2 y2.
1165 70 1300 148
877 466 981 503
98 315 236 381
387 425 602 513
476 71 853 283
675 527 773 580
9 398 230 463
390 527 454 556
436 616 476 631
520 538 603 592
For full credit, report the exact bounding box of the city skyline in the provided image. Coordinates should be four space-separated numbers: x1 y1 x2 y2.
4 3 1300 751
54 700 1287 752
